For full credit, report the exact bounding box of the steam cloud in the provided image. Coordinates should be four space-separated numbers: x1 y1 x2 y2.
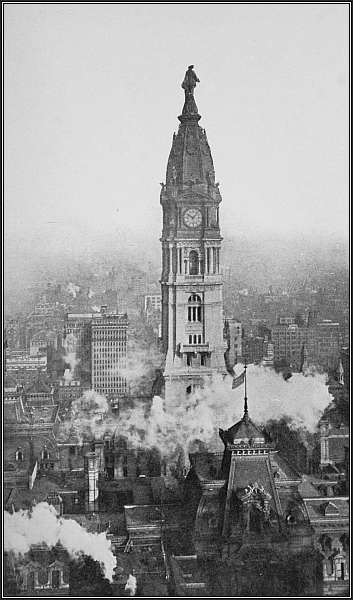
62 332 79 384
4 502 116 581
59 364 331 464
66 282 80 298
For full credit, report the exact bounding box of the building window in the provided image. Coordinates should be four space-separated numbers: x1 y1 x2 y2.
189 250 199 275
188 295 202 322
189 335 192 344
186 385 192 395
16 448 23 461
123 466 128 477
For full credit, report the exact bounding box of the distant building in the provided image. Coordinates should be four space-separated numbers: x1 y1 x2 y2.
242 335 264 364
29 330 58 357
277 315 296 325
339 347 350 391
307 320 341 371
91 311 128 400
223 318 242 370
271 319 341 372
262 340 274 366
5 350 47 373
319 420 349 473
144 294 162 313
271 323 305 370
303 496 349 597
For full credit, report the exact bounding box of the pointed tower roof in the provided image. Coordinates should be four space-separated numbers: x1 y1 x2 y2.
165 65 219 191
219 368 273 449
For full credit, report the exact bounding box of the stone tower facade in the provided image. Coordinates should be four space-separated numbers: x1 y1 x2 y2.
160 66 226 403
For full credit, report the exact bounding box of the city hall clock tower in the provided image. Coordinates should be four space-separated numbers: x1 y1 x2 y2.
160 66 227 403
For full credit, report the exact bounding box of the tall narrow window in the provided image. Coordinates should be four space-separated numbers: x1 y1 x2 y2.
207 248 211 274
213 248 216 273
179 249 182 274
189 251 199 275
187 295 202 324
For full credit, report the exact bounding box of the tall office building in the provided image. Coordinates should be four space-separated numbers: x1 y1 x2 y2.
160 66 227 402
91 310 128 400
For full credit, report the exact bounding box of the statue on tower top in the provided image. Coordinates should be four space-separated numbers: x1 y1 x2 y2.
182 65 200 95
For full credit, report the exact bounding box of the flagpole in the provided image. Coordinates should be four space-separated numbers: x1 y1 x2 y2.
244 359 248 417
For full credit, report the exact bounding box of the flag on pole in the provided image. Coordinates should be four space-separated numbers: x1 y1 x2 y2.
232 369 246 389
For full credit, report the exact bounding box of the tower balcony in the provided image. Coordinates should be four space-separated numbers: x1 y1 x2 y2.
181 343 210 353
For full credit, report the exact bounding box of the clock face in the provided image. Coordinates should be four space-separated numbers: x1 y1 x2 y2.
183 208 202 228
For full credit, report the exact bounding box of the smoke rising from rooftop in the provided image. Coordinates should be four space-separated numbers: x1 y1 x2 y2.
59 365 331 462
4 502 116 581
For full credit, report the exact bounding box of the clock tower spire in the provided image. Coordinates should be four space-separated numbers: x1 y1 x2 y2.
160 66 226 403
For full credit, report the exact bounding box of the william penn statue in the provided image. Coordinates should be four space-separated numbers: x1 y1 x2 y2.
182 65 200 95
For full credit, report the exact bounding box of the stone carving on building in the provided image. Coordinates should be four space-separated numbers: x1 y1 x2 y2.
182 65 200 95
239 482 272 532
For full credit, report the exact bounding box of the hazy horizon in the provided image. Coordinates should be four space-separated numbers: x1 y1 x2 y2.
4 4 349 307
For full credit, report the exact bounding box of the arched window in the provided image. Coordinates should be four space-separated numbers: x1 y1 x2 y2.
189 251 199 275
187 295 202 322
16 448 23 462
42 448 49 460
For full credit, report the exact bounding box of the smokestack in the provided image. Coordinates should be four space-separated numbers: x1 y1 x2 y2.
84 452 99 509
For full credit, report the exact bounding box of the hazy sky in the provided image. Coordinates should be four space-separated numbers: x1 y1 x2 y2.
4 3 349 261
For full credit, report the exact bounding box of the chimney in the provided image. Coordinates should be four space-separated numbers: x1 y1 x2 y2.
84 452 99 509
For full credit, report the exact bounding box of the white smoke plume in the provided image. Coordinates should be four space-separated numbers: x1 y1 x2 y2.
66 282 80 298
4 503 116 581
58 365 331 467
58 390 111 443
62 333 80 384
112 338 164 395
